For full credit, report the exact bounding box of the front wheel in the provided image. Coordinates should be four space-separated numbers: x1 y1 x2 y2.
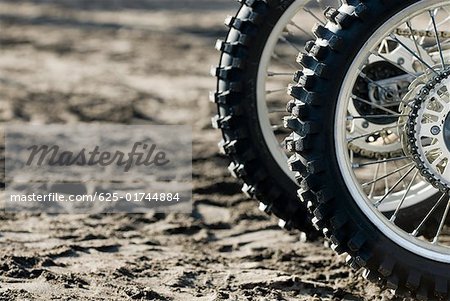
286 0 450 299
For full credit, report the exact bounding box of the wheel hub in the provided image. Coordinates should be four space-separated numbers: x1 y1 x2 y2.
353 61 406 125
406 69 450 192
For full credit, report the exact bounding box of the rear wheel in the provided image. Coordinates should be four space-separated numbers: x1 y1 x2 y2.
212 0 341 237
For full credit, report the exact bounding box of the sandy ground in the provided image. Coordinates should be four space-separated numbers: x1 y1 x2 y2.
0 1 401 300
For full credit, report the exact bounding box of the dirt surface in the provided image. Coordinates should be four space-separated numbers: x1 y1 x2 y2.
0 1 400 300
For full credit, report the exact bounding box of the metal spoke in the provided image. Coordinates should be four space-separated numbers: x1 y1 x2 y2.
289 20 315 40
374 165 415 208
406 21 429 75
347 114 408 120
389 170 419 223
267 106 286 114
359 71 402 102
347 124 401 143
412 193 448 237
362 162 415 188
271 53 298 69
441 39 450 48
383 161 389 194
393 160 408 189
267 71 294 77
389 33 440 76
438 15 450 27
432 199 450 244
351 94 399 115
268 107 288 113
419 16 434 46
272 124 288 132
429 9 447 70
279 35 302 53
368 163 380 198
352 156 410 168
266 88 287 95
370 51 419 79
303 7 325 25
282 26 297 39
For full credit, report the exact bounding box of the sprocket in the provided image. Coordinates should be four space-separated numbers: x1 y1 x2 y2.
405 68 450 193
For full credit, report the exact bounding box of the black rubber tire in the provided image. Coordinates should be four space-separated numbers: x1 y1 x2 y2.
285 0 450 299
212 0 318 238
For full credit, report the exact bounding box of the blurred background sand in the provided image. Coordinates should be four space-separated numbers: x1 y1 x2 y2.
0 1 397 300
